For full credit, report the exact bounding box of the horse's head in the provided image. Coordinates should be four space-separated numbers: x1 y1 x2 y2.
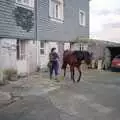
62 50 69 69
63 50 71 57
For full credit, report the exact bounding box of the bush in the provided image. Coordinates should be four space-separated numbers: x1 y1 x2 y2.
3 68 17 81
0 70 8 85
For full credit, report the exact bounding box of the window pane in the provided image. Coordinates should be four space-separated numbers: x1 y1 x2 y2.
80 12 84 24
50 1 55 17
17 0 22 3
79 10 85 25
16 40 20 60
56 4 58 18
59 3 64 20
40 49 44 55
40 41 44 48
83 45 88 51
24 0 29 4
49 0 64 20
20 40 26 60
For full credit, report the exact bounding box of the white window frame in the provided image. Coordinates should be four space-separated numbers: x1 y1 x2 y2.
40 41 45 55
16 0 34 10
49 0 64 23
79 9 86 26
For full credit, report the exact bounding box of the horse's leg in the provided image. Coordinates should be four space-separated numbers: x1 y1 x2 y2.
73 67 75 83
70 66 73 80
77 66 82 82
70 66 75 83
64 68 66 77
62 62 67 77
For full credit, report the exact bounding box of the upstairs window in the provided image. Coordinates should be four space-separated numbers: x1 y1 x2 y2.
16 0 34 9
49 0 64 23
79 10 86 26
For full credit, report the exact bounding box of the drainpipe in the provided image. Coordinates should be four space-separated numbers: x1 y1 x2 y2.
34 0 39 67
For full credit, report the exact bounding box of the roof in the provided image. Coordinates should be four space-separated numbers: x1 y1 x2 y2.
71 38 120 46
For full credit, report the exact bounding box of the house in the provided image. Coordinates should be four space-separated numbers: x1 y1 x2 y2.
0 0 36 75
0 0 90 74
35 0 90 69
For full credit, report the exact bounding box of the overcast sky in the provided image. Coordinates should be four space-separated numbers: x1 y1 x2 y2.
90 0 120 43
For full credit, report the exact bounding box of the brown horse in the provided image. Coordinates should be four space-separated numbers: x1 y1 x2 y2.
62 50 92 83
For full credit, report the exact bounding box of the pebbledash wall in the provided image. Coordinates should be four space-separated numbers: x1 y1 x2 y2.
0 39 17 70
0 39 37 74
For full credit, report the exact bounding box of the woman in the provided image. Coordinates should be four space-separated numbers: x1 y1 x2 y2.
48 48 59 80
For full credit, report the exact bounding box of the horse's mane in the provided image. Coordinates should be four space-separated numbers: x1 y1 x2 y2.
72 50 91 61
63 50 91 58
63 50 72 56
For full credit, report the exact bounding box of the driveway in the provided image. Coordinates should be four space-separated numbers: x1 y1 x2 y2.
0 70 120 120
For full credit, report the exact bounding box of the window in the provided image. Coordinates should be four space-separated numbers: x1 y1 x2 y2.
17 0 22 3
64 43 70 50
40 41 45 55
49 0 64 23
16 39 26 60
24 0 29 4
80 44 88 51
16 0 34 9
56 4 59 18
79 10 86 26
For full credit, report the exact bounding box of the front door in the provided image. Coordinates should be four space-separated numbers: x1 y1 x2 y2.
16 39 28 75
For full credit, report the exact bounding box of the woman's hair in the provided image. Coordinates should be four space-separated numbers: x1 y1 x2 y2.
51 48 56 52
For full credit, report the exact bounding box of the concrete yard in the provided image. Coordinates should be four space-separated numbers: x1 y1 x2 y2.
0 70 120 120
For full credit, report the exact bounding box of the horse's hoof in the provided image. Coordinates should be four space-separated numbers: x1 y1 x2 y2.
77 80 80 83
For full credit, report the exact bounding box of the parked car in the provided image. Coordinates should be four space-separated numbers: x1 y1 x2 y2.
111 55 120 71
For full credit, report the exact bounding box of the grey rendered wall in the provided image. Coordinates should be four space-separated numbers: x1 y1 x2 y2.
0 0 34 39
37 0 89 41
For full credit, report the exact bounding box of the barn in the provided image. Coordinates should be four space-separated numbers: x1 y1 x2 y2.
71 38 120 70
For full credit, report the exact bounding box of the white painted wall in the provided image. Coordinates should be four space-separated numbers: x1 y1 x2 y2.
64 43 70 50
17 60 27 74
71 43 80 50
0 39 17 70
17 40 37 74
37 41 59 69
26 40 37 73
0 39 37 74
0 39 60 73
